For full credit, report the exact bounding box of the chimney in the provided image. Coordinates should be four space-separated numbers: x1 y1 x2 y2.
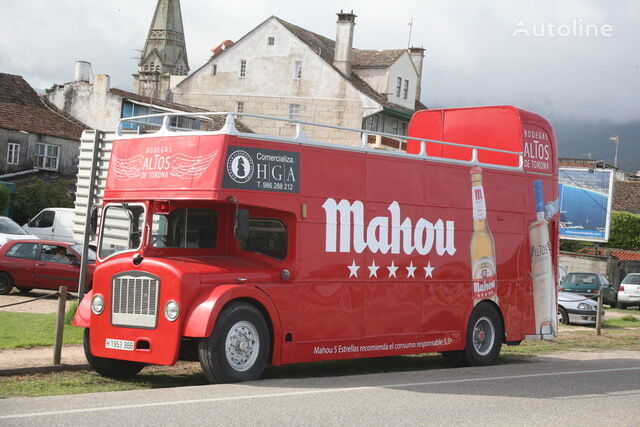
333 10 357 78
408 47 425 102
74 61 92 82
95 74 111 96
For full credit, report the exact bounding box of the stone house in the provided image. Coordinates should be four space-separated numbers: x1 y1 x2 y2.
0 73 84 177
171 12 427 145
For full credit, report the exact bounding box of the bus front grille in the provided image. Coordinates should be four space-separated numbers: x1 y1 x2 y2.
111 272 159 329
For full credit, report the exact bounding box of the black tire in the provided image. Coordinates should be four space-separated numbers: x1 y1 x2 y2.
0 272 14 295
610 300 619 309
442 302 503 367
83 329 145 379
558 307 570 325
199 302 270 383
619 304 628 310
17 287 33 294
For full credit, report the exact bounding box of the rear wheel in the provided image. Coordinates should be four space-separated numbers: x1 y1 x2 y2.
199 302 270 383
83 329 145 379
442 302 503 367
619 303 628 310
0 273 14 295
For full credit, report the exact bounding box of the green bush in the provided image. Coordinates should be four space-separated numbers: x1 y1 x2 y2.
0 185 10 215
606 211 640 250
13 178 73 224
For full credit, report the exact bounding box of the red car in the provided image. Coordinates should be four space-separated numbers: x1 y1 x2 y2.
0 240 95 294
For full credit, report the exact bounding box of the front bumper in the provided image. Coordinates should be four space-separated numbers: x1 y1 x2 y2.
566 308 602 325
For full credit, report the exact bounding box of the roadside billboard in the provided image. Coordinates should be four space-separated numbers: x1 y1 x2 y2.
558 168 614 242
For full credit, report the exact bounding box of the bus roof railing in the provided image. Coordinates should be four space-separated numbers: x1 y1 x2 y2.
116 112 524 171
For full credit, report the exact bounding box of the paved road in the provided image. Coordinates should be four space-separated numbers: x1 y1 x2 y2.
2 353 640 426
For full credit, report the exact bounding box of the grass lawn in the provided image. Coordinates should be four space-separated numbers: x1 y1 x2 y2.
0 312 83 349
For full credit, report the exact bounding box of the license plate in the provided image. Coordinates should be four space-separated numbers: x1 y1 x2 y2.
105 338 134 351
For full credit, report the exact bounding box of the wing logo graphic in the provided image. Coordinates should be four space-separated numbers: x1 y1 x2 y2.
111 150 218 181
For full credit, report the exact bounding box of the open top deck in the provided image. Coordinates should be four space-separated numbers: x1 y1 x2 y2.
105 106 556 201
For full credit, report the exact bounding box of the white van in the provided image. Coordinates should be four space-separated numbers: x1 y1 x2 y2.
22 208 76 243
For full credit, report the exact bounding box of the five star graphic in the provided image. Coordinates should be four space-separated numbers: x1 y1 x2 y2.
368 260 380 278
347 260 435 279
424 262 435 278
387 261 398 278
406 261 417 278
347 260 360 278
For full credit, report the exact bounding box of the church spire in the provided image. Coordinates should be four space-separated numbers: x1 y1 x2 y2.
133 0 189 98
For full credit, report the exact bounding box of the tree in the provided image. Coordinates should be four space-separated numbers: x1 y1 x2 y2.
13 178 73 224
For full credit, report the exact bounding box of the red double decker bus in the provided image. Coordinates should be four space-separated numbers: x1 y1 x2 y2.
75 106 558 383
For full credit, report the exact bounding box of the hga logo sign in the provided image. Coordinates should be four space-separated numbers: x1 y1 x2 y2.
223 146 299 193
226 150 254 184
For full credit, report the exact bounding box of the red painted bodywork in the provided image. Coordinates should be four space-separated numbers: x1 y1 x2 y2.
76 106 558 367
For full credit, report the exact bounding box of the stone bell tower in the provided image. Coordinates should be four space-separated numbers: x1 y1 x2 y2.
132 0 190 99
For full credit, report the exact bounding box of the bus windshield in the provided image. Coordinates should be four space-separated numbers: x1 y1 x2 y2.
151 207 218 249
98 203 145 259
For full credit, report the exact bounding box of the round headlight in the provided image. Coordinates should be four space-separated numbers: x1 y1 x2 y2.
164 300 179 322
91 294 105 315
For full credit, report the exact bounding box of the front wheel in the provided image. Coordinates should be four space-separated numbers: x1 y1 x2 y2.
0 272 14 295
442 302 503 367
558 307 569 325
83 329 145 379
199 302 270 383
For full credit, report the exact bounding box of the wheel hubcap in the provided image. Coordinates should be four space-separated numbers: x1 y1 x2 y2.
472 316 495 356
225 321 259 372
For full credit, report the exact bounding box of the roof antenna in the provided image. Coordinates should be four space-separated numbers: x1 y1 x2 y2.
407 17 413 48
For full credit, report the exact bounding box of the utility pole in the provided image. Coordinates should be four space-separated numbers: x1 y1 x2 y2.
609 134 620 168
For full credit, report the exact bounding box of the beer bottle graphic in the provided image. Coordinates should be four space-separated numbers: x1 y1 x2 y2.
470 167 498 306
529 180 556 337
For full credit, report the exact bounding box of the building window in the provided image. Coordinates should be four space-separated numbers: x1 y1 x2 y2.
267 36 275 45
403 79 409 99
293 61 302 79
392 120 399 134
211 64 217 76
237 102 244 113
35 143 59 171
289 104 300 120
7 143 19 165
396 77 402 97
240 60 247 77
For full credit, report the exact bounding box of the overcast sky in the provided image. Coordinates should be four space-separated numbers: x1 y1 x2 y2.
1 0 638 124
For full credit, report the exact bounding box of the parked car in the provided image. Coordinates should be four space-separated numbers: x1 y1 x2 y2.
617 273 640 309
559 272 617 307
0 216 39 247
0 240 95 295
22 208 75 243
557 291 603 326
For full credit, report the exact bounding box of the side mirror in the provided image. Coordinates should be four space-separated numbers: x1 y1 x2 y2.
89 204 99 234
71 259 80 267
235 209 250 241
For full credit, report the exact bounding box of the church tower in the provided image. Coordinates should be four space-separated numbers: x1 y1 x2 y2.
133 0 190 99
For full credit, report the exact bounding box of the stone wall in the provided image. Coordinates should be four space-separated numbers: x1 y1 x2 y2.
559 251 610 277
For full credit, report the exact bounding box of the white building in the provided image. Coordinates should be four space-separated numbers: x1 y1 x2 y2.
172 11 426 146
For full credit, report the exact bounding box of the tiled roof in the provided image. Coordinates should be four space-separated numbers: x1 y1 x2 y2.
352 49 406 68
109 88 252 133
0 73 85 140
613 180 640 214
274 17 422 117
580 247 640 261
